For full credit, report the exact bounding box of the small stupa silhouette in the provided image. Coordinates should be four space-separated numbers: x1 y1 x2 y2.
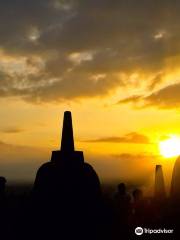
171 156 180 202
154 165 166 200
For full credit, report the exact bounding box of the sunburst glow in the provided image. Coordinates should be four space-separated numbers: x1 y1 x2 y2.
159 135 180 158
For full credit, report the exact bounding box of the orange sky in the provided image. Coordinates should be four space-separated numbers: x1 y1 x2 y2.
0 1 180 194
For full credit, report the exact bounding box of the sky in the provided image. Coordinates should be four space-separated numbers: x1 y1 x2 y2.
0 0 180 193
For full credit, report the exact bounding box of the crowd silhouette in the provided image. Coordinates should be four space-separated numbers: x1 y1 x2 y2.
0 111 179 239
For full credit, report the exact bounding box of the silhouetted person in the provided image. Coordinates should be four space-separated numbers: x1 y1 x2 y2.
114 183 131 206
32 111 102 239
154 165 166 201
133 188 143 202
113 183 131 238
0 177 7 237
131 188 146 225
0 177 6 200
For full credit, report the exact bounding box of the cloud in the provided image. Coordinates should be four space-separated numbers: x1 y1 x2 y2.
117 95 142 104
117 82 180 109
144 83 180 108
0 0 180 103
148 72 164 90
0 140 7 146
0 127 25 134
83 132 150 144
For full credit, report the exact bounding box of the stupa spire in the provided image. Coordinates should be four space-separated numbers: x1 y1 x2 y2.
154 164 166 199
60 111 75 152
171 156 180 202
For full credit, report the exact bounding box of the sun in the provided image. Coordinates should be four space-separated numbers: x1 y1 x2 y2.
159 135 180 158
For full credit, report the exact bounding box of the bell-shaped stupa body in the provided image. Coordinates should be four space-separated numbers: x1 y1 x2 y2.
171 156 180 202
32 111 102 238
154 165 166 200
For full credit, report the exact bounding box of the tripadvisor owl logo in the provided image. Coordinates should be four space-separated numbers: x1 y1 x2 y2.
135 227 174 235
135 227 143 235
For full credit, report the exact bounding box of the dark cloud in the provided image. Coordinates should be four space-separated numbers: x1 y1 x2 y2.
118 82 180 109
117 95 142 104
148 72 164 90
83 132 150 144
0 140 7 145
0 0 180 102
0 0 74 54
144 83 180 108
0 127 24 133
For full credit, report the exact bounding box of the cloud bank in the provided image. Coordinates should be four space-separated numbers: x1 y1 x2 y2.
0 0 179 105
83 132 150 144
